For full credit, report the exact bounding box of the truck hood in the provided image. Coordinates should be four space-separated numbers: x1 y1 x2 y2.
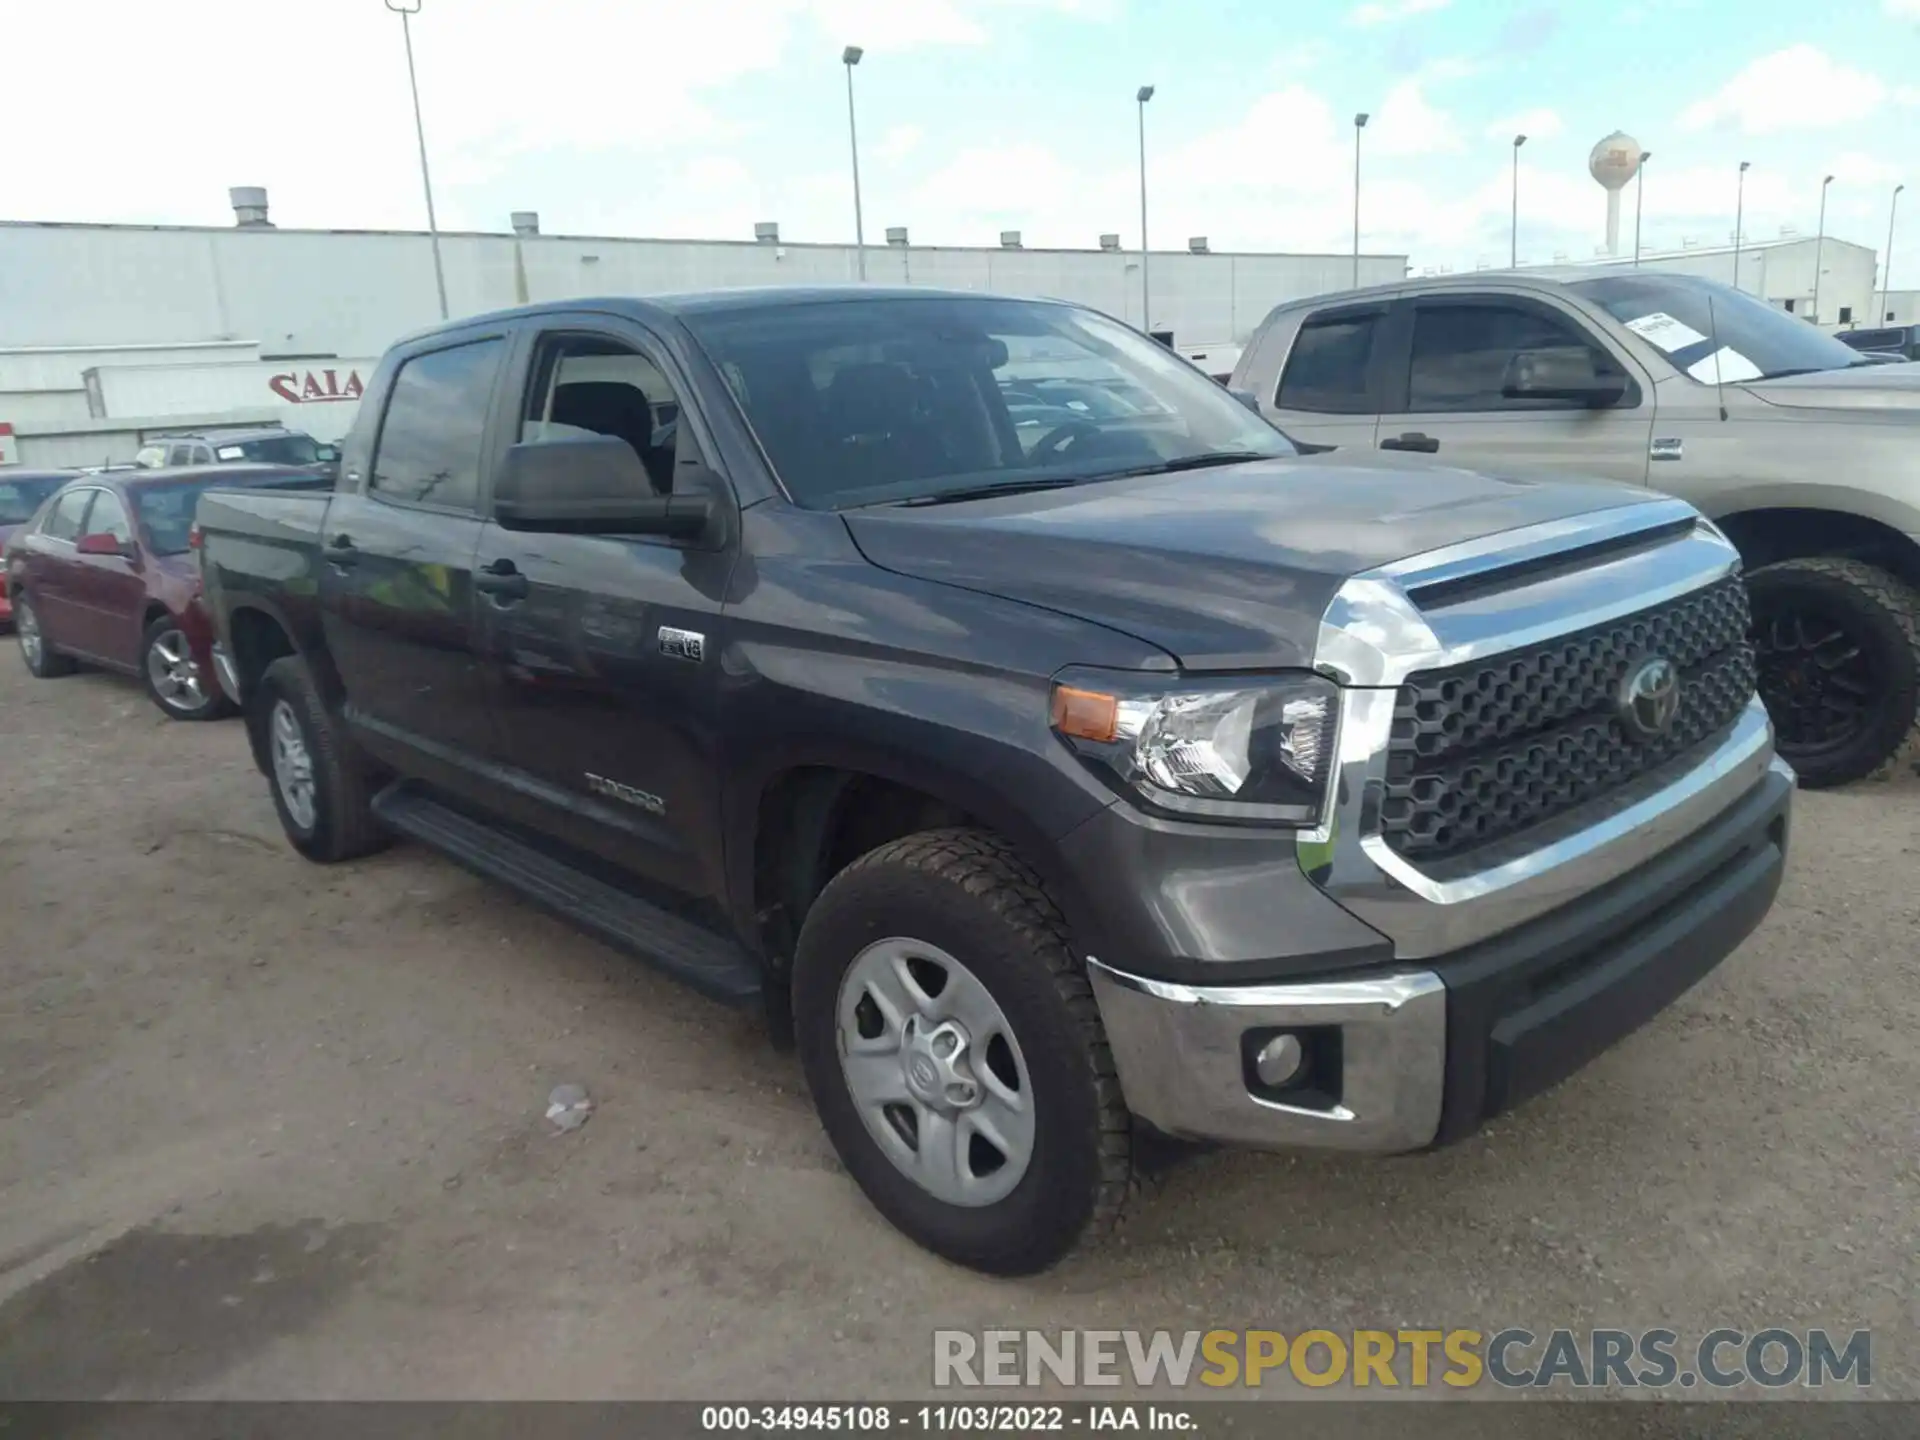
843 456 1652 670
1744 361 1920 414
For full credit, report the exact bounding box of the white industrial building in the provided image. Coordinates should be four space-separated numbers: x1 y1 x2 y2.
0 189 1409 468
1575 235 1882 330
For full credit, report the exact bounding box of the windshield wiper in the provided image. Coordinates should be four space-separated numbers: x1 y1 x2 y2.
892 476 1088 508
1094 450 1279 481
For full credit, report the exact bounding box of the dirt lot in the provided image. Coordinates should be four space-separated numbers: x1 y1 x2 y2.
2 653 1917 1405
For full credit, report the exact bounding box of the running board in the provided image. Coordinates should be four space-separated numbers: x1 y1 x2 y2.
372 785 763 1005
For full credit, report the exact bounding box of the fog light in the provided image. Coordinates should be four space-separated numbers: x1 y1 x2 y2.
1253 1033 1305 1088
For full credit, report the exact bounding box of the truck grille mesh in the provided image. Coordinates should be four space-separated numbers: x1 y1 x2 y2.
1380 577 1755 862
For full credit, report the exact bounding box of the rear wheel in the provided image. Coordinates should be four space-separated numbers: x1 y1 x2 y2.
792 829 1132 1275
141 615 232 721
13 593 76 678
254 655 388 862
1748 558 1920 788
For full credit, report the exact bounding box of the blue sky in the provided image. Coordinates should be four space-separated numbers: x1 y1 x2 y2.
13 0 1920 282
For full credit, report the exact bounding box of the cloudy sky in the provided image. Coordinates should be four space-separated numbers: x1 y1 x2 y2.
10 0 1920 282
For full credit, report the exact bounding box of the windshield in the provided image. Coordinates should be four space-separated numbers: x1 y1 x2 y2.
229 434 325 465
1568 273 1872 382
131 473 326 554
0 475 67 526
684 296 1291 509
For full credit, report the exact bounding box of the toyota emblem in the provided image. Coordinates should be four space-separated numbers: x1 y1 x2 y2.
1618 656 1681 740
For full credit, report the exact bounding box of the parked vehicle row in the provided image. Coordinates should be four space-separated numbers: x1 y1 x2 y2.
1234 269 1920 788
2 463 333 719
177 285 1793 1275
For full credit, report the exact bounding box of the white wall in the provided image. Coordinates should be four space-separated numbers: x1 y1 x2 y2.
0 221 1409 361
1575 238 1880 327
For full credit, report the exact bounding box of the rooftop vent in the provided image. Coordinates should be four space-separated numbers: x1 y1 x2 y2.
510 211 540 236
886 226 909 246
754 221 780 244
1099 233 1121 251
229 186 272 228
1000 230 1023 249
1188 236 1209 253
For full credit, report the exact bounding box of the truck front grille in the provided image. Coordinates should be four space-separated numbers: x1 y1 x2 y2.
1380 576 1755 862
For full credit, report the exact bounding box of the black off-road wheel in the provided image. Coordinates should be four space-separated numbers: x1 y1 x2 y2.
1748 558 1920 788
253 655 389 862
792 828 1132 1275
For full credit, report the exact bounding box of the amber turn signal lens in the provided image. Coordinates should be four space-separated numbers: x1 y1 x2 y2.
1051 684 1120 743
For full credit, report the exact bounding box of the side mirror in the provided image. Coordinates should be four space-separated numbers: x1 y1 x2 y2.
76 531 132 558
493 436 712 539
315 443 341 463
1229 387 1263 414
1501 347 1628 407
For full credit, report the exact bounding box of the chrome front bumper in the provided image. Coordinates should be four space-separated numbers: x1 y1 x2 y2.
1089 752 1795 1155
1088 961 1448 1153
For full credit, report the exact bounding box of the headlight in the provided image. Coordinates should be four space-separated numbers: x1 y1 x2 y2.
1050 669 1339 825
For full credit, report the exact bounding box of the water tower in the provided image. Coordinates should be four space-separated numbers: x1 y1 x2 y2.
1588 131 1643 257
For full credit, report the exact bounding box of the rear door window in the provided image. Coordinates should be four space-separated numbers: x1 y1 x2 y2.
41 489 93 541
369 340 507 511
1275 313 1381 413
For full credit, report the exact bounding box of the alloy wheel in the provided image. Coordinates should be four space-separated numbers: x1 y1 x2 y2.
146 628 207 712
270 698 318 830
16 599 41 668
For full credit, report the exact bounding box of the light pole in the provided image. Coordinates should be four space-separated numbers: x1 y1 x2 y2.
843 46 867 281
1883 183 1906 325
1511 133 1526 268
385 0 448 319
1137 85 1154 331
1353 112 1370 287
1732 160 1750 292
1633 150 1651 266
1812 173 1834 323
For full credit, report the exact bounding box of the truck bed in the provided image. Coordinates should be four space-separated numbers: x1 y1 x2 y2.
196 486 332 674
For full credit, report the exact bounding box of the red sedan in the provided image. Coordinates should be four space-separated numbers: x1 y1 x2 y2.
4 465 330 719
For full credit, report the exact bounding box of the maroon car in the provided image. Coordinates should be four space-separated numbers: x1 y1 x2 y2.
4 465 331 719
0 469 80 627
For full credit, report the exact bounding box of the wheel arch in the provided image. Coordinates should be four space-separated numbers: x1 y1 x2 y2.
1715 505 1920 589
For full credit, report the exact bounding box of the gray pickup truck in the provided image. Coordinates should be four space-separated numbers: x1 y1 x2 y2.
1234 268 1920 788
196 287 1791 1274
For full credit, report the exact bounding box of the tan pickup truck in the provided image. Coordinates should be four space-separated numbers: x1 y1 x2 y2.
1233 268 1920 787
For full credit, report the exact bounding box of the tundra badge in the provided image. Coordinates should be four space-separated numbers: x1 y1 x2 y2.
585 774 666 815
658 626 705 663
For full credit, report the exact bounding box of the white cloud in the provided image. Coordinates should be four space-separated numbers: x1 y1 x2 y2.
875 125 927 162
1368 81 1463 157
1886 0 1920 15
1485 108 1563 142
1349 0 1450 26
1679 46 1888 135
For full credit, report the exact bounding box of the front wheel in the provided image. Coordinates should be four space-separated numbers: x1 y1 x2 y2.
792 829 1132 1275
141 616 233 721
1748 557 1920 788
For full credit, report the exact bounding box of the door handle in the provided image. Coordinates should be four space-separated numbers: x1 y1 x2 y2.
325 533 360 568
474 559 529 601
1380 432 1441 454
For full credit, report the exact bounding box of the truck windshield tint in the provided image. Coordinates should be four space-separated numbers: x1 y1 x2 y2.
0 477 65 525
1568 273 1871 382
235 435 324 465
684 297 1293 508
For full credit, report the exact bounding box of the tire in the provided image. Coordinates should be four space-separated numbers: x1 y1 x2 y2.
1748 558 1920 788
12 591 77 678
140 615 234 721
254 654 389 862
792 828 1132 1275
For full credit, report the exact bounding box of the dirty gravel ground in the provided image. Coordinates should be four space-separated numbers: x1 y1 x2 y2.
2 656 1918 1406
